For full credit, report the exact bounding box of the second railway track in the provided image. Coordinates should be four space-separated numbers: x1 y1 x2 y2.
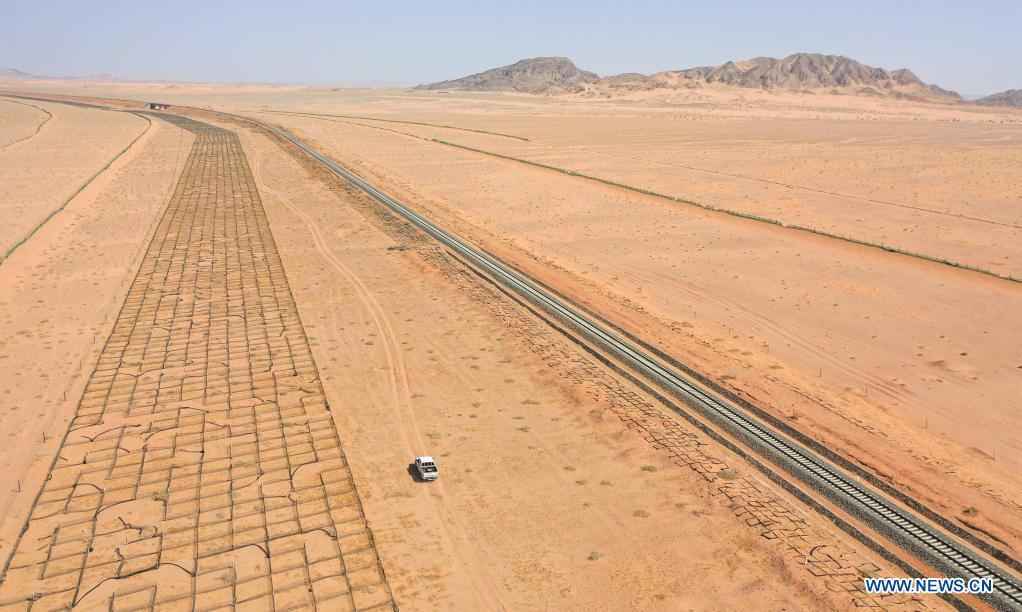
239 116 1022 609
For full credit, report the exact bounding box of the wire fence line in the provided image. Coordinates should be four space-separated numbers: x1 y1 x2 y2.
266 108 531 141
432 138 1021 285
0 96 53 150
0 113 153 267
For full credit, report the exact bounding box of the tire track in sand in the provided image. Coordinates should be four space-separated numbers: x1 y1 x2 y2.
253 152 511 610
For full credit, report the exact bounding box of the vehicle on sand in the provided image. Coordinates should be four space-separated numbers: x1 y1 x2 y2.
415 456 439 481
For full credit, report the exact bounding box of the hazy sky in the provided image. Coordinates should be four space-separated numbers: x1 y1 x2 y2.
2 0 1020 95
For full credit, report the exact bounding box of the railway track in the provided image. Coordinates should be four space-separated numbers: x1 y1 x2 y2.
257 121 1022 610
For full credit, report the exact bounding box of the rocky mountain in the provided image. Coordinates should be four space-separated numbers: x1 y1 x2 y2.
677 54 954 95
416 57 599 93
974 89 1022 107
616 53 959 100
418 53 959 101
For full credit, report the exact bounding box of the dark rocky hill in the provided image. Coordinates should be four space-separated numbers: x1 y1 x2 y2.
975 89 1022 107
416 57 599 93
658 53 960 100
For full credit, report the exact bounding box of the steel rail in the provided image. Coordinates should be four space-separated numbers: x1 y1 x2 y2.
262 123 1022 610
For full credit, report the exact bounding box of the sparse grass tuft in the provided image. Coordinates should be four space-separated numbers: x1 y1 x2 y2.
857 566 878 579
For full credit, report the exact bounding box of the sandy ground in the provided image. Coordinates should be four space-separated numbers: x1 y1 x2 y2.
0 97 149 254
0 96 923 609
292 112 1021 278
0 81 1012 607
234 117 919 610
244 105 1022 543
0 113 398 610
0 98 50 148
0 113 192 562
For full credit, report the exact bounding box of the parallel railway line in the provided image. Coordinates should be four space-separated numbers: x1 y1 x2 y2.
254 120 1022 610
5 92 1016 608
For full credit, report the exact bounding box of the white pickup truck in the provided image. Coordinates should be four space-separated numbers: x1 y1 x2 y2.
415 456 439 481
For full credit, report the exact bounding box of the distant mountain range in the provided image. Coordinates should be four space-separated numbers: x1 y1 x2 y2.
417 54 988 102
0 67 119 81
0 67 38 79
4 61 1019 107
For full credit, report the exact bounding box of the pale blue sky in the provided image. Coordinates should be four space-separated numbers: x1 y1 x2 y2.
2 0 1019 95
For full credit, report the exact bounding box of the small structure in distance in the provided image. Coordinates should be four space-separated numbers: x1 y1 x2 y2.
148 102 170 110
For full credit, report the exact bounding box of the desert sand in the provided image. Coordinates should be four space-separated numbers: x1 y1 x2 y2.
296 111 1020 277
192 90 1022 553
231 115 942 609
0 97 50 148
0 107 193 562
0 92 916 610
235 120 890 609
0 77 1015 608
0 97 151 256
